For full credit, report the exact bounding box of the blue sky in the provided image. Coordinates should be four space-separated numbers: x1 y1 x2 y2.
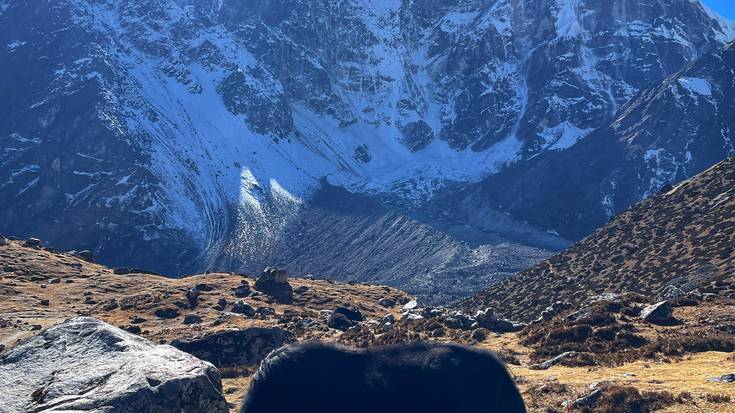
702 0 735 19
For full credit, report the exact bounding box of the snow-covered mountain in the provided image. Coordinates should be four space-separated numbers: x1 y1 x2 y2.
1 0 733 299
453 39 735 241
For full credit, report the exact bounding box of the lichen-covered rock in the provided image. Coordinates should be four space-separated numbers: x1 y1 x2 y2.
0 317 228 413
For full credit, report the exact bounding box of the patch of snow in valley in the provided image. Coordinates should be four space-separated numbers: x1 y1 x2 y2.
541 122 595 150
678 77 712 97
441 12 480 33
6 40 26 51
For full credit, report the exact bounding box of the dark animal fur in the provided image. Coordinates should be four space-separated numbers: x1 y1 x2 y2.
240 341 526 413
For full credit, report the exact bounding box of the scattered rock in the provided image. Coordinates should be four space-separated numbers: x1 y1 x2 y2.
194 283 214 292
130 316 147 324
154 308 180 319
128 268 160 276
123 325 142 334
489 318 516 333
48 278 60 284
101 299 119 311
186 287 199 309
380 314 396 332
471 328 490 341
444 312 475 330
255 306 276 319
378 297 396 308
0 236 6 247
40 299 49 306
254 267 293 304
402 299 418 312
113 267 131 275
172 327 288 367
234 283 251 298
212 314 227 326
294 285 309 295
531 351 580 370
709 373 735 383
327 312 354 331
334 306 364 322
232 301 256 317
539 301 573 321
72 250 96 263
573 389 603 408
421 307 445 319
473 308 515 332
381 314 396 325
183 315 203 325
22 238 42 248
0 317 228 413
640 301 678 325
215 297 228 310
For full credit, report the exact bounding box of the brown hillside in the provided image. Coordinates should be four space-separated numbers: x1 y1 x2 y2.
0 240 409 348
1 238 734 412
459 157 735 322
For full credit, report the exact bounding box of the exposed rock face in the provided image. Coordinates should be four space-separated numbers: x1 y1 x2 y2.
0 317 228 413
171 327 289 367
458 42 735 241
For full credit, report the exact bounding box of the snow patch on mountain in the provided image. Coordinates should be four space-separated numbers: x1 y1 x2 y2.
541 122 595 151
643 149 684 197
554 0 583 38
678 77 712 97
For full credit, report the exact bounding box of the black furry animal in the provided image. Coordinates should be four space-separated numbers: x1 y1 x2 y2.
240 342 526 413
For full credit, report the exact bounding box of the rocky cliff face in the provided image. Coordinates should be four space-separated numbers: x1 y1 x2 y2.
456 41 735 240
0 0 732 290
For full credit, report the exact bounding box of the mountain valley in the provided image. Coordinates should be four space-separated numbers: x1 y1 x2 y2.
1 0 734 301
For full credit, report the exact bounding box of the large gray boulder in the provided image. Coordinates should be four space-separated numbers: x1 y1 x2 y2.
639 301 678 325
254 267 293 304
172 327 289 368
0 317 228 413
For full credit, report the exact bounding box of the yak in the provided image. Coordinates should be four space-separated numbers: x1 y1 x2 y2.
240 341 526 413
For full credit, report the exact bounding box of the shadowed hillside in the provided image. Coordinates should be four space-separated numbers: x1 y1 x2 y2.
459 157 735 321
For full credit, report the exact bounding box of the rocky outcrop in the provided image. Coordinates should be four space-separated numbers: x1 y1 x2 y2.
0 317 228 413
640 301 678 325
254 267 293 304
171 327 289 367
